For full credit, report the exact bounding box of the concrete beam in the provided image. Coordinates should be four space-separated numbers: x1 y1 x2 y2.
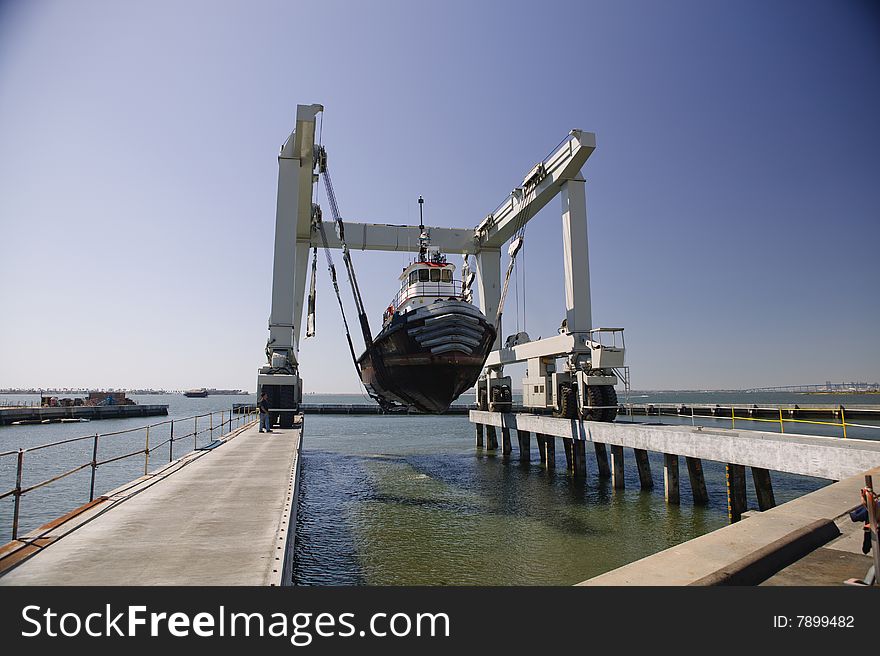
468 411 880 481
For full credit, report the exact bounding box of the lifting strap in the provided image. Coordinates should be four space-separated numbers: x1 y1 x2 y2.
305 246 317 338
312 153 403 412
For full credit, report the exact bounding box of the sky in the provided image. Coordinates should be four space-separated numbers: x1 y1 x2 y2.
0 0 878 392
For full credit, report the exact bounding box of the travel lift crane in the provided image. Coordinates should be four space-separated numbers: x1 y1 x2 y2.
257 104 628 428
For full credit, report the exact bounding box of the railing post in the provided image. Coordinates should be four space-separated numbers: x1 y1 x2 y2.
779 408 784 434
731 406 735 429
144 425 150 475
194 416 198 450
12 449 24 540
840 407 847 439
210 412 214 442
169 419 175 462
89 433 99 502
221 410 225 436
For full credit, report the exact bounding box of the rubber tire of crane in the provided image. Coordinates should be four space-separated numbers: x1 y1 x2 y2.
600 385 618 422
582 385 605 422
279 385 295 429
555 384 576 419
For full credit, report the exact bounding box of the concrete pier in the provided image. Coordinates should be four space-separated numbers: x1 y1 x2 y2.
573 440 587 478
501 427 512 455
634 449 653 490
0 421 302 586
726 463 747 522
664 454 680 504
752 467 776 510
562 437 574 472
486 425 498 451
0 404 168 426
543 435 556 466
470 411 880 481
686 457 709 505
582 466 880 586
611 445 625 489
475 423 484 448
517 430 531 462
594 443 611 479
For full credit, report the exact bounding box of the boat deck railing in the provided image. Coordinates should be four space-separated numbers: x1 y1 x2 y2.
389 279 465 311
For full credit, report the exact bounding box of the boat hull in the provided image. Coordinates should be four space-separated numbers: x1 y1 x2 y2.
358 300 496 413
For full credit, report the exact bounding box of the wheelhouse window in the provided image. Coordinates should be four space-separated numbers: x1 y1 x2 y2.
418 269 429 282
430 269 441 282
409 271 418 285
441 269 452 283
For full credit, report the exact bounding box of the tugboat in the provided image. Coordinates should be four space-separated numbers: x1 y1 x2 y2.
357 198 496 413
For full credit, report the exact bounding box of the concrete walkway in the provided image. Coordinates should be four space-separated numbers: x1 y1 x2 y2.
0 423 301 586
580 466 878 586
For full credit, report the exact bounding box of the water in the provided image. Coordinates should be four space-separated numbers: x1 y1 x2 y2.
2 391 878 584
292 391 880 585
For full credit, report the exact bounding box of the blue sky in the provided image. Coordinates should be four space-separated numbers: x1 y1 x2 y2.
1 0 878 392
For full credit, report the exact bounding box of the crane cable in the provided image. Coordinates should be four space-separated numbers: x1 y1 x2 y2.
494 181 539 333
311 147 403 412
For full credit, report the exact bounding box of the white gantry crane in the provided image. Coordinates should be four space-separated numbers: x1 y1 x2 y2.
257 103 627 427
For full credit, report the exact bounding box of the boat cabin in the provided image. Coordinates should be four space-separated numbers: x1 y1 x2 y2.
384 247 461 323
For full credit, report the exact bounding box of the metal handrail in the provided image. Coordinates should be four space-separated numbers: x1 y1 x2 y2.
615 402 880 439
0 408 259 541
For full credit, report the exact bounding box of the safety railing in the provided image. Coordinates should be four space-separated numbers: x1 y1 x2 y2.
0 408 259 541
614 403 880 439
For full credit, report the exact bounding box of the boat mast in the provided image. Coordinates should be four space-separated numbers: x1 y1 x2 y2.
418 195 428 262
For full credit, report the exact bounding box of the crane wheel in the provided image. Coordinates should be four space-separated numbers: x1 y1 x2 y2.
555 384 577 419
579 385 604 421
600 386 618 422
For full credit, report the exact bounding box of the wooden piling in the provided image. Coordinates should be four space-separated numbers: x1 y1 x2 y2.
594 443 611 479
664 454 680 504
562 437 574 472
611 445 625 490
685 457 708 504
501 427 512 455
544 435 556 467
634 449 653 490
475 423 484 448
486 425 498 451
518 430 531 462
536 434 547 463
726 463 747 523
751 467 776 511
573 440 587 478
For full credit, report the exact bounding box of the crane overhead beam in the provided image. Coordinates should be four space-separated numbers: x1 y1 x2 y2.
308 222 479 254
474 130 596 250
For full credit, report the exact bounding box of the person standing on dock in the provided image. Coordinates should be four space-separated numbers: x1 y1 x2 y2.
258 392 272 433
